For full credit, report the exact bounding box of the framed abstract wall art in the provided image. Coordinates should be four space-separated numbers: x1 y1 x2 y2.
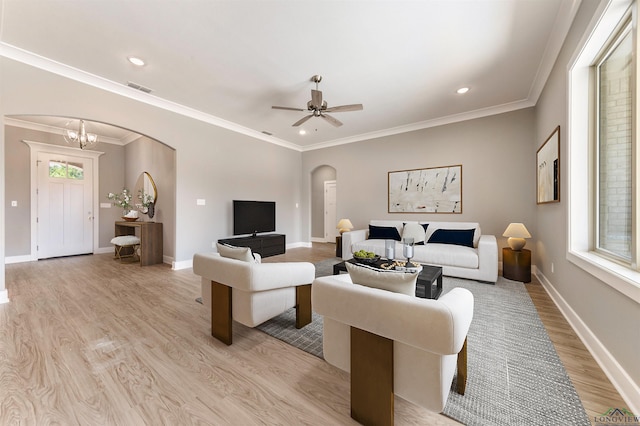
537 126 560 204
388 165 462 213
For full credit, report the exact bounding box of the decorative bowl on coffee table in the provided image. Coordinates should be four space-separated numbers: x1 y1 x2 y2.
353 255 380 264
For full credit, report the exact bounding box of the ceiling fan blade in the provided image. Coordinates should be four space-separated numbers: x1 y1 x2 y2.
272 106 305 112
320 113 343 127
292 114 314 127
311 89 323 109
324 104 363 113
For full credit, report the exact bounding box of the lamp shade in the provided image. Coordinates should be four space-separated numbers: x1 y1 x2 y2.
503 223 531 251
337 218 354 234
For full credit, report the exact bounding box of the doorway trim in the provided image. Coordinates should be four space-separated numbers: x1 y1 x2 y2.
22 140 103 262
324 180 337 243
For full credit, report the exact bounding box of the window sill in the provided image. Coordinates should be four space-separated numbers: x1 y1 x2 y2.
567 250 640 302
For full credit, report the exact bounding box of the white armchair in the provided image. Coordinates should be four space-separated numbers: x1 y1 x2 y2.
193 252 315 345
312 273 473 424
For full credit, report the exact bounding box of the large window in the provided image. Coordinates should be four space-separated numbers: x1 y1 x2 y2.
569 0 640 301
596 22 633 262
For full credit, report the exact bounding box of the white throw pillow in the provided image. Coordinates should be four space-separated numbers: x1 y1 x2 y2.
402 222 427 244
346 262 418 296
216 242 256 262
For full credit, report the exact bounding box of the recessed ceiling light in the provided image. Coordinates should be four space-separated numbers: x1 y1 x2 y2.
127 56 145 67
299 130 306 135
457 87 470 94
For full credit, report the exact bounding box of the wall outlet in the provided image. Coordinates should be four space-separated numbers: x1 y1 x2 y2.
212 242 216 248
11 201 17 207
197 199 206 206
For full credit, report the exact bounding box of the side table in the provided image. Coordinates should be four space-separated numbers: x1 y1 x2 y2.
336 235 342 257
502 248 531 283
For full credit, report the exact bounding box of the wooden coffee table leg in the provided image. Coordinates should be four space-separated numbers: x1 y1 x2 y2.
456 337 468 395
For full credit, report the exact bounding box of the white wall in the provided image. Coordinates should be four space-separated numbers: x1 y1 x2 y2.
534 0 639 407
302 108 537 261
124 136 176 259
0 57 304 273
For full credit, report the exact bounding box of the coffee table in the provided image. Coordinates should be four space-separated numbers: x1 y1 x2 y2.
333 259 443 299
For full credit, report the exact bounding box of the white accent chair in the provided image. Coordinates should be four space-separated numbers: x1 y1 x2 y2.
193 252 315 345
312 273 473 424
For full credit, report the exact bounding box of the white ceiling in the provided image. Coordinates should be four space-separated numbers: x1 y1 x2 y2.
0 0 579 151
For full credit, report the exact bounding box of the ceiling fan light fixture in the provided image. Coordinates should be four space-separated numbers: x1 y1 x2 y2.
272 75 363 127
299 130 306 135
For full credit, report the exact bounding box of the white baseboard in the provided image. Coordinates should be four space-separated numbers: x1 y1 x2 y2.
535 271 640 414
173 258 192 270
310 237 328 243
5 255 36 264
0 289 9 304
288 241 312 249
95 247 113 254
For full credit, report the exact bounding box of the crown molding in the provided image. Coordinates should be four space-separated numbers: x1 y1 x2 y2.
0 42 303 152
527 0 582 101
302 98 535 152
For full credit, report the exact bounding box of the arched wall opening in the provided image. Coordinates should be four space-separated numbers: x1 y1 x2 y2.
310 165 336 242
4 115 177 263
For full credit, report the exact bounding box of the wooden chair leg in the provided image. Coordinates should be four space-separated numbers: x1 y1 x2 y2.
351 326 394 426
456 337 468 395
211 281 233 345
295 284 312 328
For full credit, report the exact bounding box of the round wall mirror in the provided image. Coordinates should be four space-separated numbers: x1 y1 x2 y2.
134 171 157 218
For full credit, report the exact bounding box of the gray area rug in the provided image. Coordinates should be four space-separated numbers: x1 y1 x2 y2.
255 257 590 426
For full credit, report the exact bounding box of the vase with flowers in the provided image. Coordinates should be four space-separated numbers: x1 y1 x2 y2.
136 189 155 218
107 189 137 220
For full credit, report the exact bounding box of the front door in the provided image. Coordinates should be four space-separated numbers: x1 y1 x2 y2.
37 152 94 259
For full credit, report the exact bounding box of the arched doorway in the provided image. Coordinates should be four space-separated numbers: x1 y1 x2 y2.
310 165 337 242
4 115 176 263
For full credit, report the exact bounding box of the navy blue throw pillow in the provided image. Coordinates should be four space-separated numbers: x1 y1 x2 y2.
427 229 475 248
368 225 402 241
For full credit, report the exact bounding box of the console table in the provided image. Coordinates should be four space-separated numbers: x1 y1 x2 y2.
114 221 163 266
218 234 285 258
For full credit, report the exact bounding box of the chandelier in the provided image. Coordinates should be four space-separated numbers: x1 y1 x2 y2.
63 119 98 149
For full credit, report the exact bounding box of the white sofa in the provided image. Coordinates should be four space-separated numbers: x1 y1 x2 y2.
193 251 315 345
343 220 498 283
313 273 474 418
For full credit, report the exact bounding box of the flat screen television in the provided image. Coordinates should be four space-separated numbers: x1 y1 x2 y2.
233 200 276 237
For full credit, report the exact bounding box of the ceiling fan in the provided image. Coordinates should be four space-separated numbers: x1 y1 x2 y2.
272 75 363 127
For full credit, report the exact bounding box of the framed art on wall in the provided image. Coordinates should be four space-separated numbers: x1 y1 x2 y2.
388 165 462 213
537 126 560 204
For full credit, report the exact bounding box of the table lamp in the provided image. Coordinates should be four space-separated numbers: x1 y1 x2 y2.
337 218 354 235
503 223 531 251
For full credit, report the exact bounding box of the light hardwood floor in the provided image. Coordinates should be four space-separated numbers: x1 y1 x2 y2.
0 243 625 425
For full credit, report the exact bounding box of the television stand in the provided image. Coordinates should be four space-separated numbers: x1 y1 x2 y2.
218 234 285 258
